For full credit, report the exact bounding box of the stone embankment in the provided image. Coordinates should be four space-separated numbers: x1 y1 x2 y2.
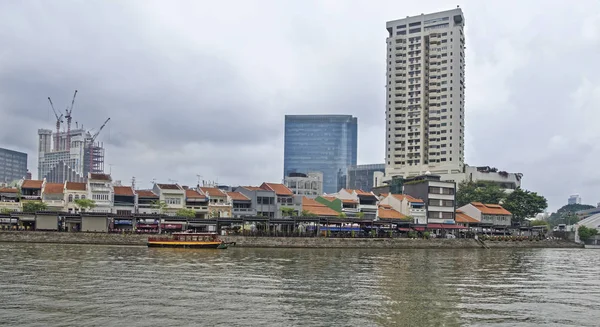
0 231 583 249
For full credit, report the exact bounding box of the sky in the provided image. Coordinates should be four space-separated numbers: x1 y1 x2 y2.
1 0 599 211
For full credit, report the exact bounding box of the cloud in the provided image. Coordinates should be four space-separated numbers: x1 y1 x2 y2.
1 0 599 211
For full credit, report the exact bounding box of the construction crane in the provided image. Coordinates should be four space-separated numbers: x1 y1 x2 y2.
47 97 64 151
65 90 78 151
88 117 110 174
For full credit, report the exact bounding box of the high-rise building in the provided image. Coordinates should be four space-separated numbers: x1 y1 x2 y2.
37 127 106 183
568 194 582 205
284 115 358 194
385 8 466 178
0 147 28 183
346 164 385 192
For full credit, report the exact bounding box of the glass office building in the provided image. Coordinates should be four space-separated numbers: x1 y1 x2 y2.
284 115 357 194
0 147 28 183
346 164 385 192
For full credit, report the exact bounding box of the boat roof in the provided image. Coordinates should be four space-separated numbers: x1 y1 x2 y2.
172 232 217 235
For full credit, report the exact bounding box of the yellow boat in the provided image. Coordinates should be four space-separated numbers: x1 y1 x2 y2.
147 232 235 249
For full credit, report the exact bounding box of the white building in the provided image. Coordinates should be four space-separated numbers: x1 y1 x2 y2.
568 194 582 205
153 183 185 215
385 8 466 178
87 173 114 213
284 172 323 198
378 193 427 224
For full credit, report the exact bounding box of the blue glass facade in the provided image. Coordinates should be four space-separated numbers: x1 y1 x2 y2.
284 115 358 194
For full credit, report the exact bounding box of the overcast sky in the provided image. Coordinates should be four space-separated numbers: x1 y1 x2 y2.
1 0 599 211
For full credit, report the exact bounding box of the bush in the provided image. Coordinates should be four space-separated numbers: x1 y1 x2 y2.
423 232 431 239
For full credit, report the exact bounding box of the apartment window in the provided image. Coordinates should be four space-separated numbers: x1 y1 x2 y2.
409 22 421 27
165 197 181 205
442 212 453 219
409 28 421 34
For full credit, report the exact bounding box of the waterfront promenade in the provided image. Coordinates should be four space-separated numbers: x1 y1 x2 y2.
0 231 582 249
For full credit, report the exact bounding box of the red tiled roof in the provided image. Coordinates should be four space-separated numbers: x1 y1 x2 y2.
114 186 135 196
378 205 407 219
136 190 158 198
227 192 250 201
342 199 358 204
185 189 206 199
200 187 226 197
260 183 293 196
0 188 18 193
455 210 479 223
156 184 182 190
471 202 512 215
302 197 339 217
22 180 43 189
354 189 372 196
89 173 111 181
392 194 424 203
44 183 64 194
65 182 86 191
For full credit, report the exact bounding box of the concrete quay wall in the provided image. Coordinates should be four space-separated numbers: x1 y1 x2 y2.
0 231 583 249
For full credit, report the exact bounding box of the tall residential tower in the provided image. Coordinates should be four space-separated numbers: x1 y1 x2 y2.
284 115 358 194
385 8 465 178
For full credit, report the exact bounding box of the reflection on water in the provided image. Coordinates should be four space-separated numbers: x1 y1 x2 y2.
0 244 599 327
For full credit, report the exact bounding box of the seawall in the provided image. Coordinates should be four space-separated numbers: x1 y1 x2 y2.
0 231 583 249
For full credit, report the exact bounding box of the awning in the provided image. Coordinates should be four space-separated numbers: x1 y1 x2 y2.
160 223 183 229
398 228 411 232
413 227 425 231
441 224 468 230
427 223 443 229
138 224 158 228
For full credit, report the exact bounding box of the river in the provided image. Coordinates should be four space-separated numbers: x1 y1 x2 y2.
0 243 599 327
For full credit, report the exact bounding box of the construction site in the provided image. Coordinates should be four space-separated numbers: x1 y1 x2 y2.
37 90 111 183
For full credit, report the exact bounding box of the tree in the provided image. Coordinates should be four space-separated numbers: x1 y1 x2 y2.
0 208 12 214
151 200 168 214
502 188 548 225
578 226 598 241
547 203 595 227
530 220 550 227
456 181 506 207
281 207 296 217
338 212 347 218
357 212 365 218
22 202 47 213
176 208 196 218
300 210 317 217
74 198 96 212
210 210 220 218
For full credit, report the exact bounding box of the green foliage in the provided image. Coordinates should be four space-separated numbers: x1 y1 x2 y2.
176 208 196 218
281 207 296 217
357 212 365 218
299 209 317 217
456 181 506 207
74 198 96 211
530 220 550 227
337 212 347 218
547 203 596 227
502 188 548 224
151 200 168 213
403 179 426 186
578 225 598 241
209 210 220 218
22 201 48 213
0 208 12 214
407 231 417 239
423 231 431 239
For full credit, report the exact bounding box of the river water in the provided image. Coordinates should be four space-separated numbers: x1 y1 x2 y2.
0 244 599 327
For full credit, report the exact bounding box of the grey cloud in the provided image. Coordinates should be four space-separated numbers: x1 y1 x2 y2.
1 0 600 211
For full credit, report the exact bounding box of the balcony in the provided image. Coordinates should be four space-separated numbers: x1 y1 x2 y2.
21 195 42 201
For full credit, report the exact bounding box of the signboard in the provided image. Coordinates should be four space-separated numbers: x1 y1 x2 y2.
114 220 133 225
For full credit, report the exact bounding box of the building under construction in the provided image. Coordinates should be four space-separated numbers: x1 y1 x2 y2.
37 90 110 183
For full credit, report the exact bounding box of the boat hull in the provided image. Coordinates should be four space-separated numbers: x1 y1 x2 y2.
147 241 225 249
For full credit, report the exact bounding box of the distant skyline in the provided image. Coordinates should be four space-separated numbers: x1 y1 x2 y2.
1 1 599 211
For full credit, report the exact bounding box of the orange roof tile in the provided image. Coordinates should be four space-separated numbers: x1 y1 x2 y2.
156 184 182 190
186 189 206 199
0 188 18 193
200 187 226 197
455 210 479 223
65 182 86 191
114 186 135 196
378 206 407 219
89 173 111 181
379 204 392 209
43 183 64 194
391 194 424 203
261 183 293 196
302 197 339 217
22 180 43 189
471 202 512 215
227 192 250 201
136 190 158 198
354 189 372 196
342 199 358 204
